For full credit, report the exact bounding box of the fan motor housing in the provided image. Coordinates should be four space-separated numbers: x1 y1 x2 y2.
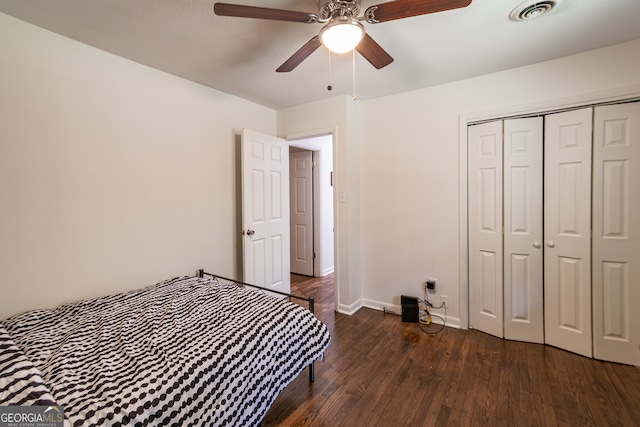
318 0 360 20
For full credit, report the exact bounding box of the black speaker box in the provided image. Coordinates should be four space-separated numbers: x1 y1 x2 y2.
401 295 419 323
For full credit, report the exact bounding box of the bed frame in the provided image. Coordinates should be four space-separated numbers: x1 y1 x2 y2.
196 269 318 382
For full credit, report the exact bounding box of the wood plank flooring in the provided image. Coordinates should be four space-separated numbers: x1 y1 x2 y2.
262 274 640 426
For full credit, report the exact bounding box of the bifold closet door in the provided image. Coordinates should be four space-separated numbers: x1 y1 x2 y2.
469 121 504 338
544 108 593 358
593 102 640 366
503 117 544 344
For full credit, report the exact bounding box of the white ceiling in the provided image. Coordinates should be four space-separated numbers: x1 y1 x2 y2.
1 0 640 110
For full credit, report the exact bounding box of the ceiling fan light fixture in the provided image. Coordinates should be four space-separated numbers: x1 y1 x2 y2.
319 17 365 54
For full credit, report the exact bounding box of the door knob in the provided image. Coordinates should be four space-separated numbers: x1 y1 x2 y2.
533 242 541 249
546 241 555 248
246 229 255 236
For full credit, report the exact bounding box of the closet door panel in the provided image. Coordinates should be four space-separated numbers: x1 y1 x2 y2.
593 102 640 366
544 108 593 358
469 121 504 338
503 117 544 343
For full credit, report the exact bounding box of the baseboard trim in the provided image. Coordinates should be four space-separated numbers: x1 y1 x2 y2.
337 299 362 315
321 266 335 276
362 298 461 329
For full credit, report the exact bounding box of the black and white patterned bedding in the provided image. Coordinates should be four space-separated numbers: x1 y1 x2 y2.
0 276 330 426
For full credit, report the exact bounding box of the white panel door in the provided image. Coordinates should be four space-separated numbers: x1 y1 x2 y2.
242 129 291 295
544 108 593 358
593 102 640 366
290 150 314 276
469 121 504 338
503 117 544 343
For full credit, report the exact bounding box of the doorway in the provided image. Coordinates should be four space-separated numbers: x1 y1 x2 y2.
288 134 335 278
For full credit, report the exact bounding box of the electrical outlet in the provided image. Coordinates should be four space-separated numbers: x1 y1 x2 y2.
426 278 437 291
440 295 448 309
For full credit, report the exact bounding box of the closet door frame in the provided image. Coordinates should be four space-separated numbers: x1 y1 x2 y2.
466 110 594 355
459 85 640 332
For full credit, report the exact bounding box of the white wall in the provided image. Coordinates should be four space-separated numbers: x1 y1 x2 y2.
0 13 275 319
358 38 640 327
4 9 640 327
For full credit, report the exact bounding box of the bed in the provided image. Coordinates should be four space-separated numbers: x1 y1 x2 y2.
0 272 330 426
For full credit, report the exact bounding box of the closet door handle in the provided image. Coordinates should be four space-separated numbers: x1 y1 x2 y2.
546 241 555 248
533 242 541 249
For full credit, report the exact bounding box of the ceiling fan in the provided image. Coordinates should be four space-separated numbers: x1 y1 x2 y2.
214 0 472 72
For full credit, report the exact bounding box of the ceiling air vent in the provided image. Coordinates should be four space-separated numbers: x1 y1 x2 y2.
509 1 557 21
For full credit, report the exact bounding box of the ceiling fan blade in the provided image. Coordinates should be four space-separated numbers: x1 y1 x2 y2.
355 34 394 69
214 3 316 23
276 36 322 72
365 0 472 23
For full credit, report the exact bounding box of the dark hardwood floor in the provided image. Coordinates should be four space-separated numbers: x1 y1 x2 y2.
262 274 640 426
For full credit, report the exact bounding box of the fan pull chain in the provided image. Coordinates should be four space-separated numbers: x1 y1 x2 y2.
352 49 357 101
327 49 333 91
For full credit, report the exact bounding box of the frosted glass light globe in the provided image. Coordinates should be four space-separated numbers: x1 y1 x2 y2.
320 18 365 54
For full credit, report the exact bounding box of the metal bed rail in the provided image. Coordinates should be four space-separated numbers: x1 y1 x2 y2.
196 269 315 314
